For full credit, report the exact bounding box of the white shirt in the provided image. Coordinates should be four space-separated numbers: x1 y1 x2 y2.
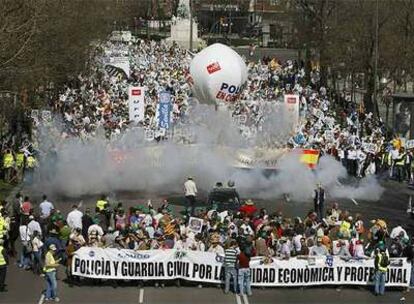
280 243 291 258
39 200 54 217
66 209 83 230
184 180 197 197
182 238 194 250
28 220 42 236
356 150 366 161
348 150 357 160
88 224 104 236
32 236 44 252
241 223 254 236
19 225 31 242
390 149 399 160
293 234 302 252
193 240 206 251
208 244 224 255
354 244 367 258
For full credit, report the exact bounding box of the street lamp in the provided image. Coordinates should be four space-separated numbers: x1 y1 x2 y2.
373 0 379 118
189 0 193 51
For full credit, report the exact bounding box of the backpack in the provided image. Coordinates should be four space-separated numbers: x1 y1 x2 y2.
380 253 390 268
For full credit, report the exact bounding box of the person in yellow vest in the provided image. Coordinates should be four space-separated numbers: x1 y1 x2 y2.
339 216 352 239
26 155 37 169
395 147 407 182
2 150 14 183
96 195 110 228
25 154 37 184
0 238 8 292
15 151 25 182
0 213 8 242
96 195 108 212
43 244 60 302
374 248 389 296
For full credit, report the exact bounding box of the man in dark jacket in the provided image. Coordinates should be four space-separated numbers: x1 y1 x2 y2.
313 183 325 220
403 236 414 290
81 208 94 240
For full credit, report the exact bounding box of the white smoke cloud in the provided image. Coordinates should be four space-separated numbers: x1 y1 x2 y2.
35 105 383 202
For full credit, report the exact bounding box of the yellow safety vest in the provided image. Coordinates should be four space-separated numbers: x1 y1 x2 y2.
340 221 351 233
96 200 107 211
0 217 6 239
382 153 391 166
377 253 389 273
26 156 36 168
3 153 14 168
43 251 57 273
395 153 406 166
0 246 6 266
15 153 25 168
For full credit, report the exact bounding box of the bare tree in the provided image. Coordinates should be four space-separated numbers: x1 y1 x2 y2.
293 0 337 87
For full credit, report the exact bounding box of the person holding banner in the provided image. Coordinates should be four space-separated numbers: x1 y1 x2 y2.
43 244 61 302
237 245 252 296
224 240 239 294
373 248 390 296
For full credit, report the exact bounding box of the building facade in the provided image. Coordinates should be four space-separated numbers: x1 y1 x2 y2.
194 0 296 47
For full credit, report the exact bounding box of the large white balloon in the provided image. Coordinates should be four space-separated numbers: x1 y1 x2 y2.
189 43 247 105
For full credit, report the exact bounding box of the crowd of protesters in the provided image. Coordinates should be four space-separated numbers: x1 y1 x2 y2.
0 33 414 300
0 182 413 297
1 35 412 185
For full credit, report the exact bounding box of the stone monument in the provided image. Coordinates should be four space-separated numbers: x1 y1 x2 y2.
165 0 204 50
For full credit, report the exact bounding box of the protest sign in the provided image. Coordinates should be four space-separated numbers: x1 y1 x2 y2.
362 143 377 154
158 91 171 130
31 110 39 120
232 114 247 127
72 248 411 287
188 217 203 234
238 114 247 125
324 116 335 129
106 56 130 78
144 129 155 141
42 110 52 122
324 130 334 141
110 31 132 42
312 108 324 119
128 87 145 123
405 139 414 150
284 94 300 129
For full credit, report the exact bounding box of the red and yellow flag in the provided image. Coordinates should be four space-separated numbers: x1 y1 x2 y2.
300 149 320 169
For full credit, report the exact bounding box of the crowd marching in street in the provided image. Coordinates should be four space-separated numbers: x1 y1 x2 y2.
0 34 414 301
0 181 413 299
1 37 413 184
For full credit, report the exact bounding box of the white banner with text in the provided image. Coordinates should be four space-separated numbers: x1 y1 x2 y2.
72 248 411 287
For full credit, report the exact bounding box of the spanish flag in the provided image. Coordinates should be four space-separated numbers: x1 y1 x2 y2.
300 149 320 169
